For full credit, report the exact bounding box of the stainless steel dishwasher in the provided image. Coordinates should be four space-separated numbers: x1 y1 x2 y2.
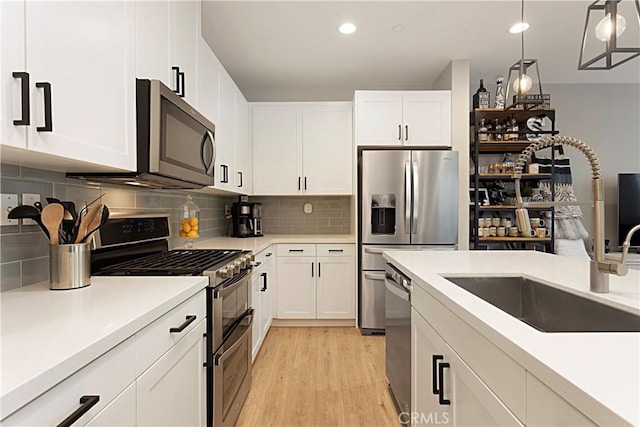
385 263 412 421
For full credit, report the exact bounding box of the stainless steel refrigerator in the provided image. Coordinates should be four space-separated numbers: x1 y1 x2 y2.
359 149 458 334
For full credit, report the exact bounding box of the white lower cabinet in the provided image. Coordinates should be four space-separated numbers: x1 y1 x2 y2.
411 307 522 427
276 244 355 320
251 245 276 361
137 319 206 427
85 382 136 427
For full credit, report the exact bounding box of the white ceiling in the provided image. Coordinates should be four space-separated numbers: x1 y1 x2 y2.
201 1 640 101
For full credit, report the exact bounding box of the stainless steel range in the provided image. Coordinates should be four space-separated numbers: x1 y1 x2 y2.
92 211 253 427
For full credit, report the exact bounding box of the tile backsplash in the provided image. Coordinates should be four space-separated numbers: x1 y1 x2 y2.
250 196 352 235
0 163 235 291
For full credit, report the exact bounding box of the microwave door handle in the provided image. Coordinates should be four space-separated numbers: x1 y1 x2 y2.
405 161 411 234
412 161 418 234
200 131 215 175
209 132 216 176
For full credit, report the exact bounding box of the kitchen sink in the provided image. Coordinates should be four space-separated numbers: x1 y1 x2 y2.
443 276 640 333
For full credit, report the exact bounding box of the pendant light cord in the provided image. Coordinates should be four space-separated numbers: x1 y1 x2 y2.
521 0 525 60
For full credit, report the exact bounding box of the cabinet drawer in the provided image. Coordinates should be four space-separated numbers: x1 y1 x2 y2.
411 284 526 422
277 243 316 257
316 243 355 257
135 290 206 376
255 245 276 266
1 337 136 426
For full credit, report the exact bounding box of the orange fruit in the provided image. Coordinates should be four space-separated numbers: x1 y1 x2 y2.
179 230 186 238
180 218 189 225
187 230 198 238
192 224 199 232
189 217 198 226
182 223 191 233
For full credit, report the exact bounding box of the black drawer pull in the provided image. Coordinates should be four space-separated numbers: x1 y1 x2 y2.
12 72 30 125
169 315 197 333
438 362 451 405
328 249 344 253
179 71 185 97
36 82 52 132
288 249 304 252
265 253 272 257
260 272 267 291
172 66 180 93
57 395 100 427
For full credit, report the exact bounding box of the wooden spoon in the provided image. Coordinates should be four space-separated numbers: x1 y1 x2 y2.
74 203 103 244
81 205 109 244
41 204 65 245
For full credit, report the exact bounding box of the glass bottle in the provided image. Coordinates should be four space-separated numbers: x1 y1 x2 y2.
478 118 488 142
495 75 505 109
473 79 490 109
510 118 519 141
493 119 502 141
180 195 200 248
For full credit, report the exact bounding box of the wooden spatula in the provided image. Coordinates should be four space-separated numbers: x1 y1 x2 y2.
41 204 64 245
74 203 103 244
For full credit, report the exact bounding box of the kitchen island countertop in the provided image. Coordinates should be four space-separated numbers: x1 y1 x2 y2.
188 234 356 253
383 250 640 426
0 276 208 419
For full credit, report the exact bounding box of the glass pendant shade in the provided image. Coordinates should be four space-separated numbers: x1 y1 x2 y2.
512 74 533 94
579 0 640 70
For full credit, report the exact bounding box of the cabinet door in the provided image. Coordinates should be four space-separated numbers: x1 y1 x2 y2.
354 91 403 146
276 257 316 319
252 105 302 195
259 266 273 337
302 104 353 195
235 91 251 194
316 256 355 319
402 91 451 147
135 1 171 86
170 0 199 105
216 74 237 190
0 0 27 148
250 270 262 361
137 320 206 427
411 307 453 427
24 1 136 171
84 382 136 427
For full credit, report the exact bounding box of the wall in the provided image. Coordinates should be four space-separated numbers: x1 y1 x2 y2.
433 60 471 249
249 196 351 234
545 83 640 247
0 164 235 291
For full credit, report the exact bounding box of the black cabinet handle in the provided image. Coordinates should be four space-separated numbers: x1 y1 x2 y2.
438 362 451 405
12 72 30 125
169 315 197 333
298 176 301 190
318 262 321 277
328 249 344 253
172 66 180 93
432 355 451 405
36 82 52 132
260 272 267 291
288 249 304 252
304 176 307 190
57 395 100 427
179 71 185 98
311 262 314 277
405 125 409 141
398 124 402 140
266 252 272 257
220 165 229 183
238 171 243 187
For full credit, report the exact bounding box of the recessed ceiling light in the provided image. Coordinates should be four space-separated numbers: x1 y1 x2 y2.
509 22 530 33
339 22 357 34
392 24 405 33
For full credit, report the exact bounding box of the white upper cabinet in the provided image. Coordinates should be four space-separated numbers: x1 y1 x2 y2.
196 38 221 126
0 1 27 149
135 0 199 106
235 92 251 194
252 105 302 195
3 1 137 171
252 102 352 196
216 73 237 190
355 91 451 147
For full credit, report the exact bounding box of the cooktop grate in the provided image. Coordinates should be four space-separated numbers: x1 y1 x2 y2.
99 249 241 275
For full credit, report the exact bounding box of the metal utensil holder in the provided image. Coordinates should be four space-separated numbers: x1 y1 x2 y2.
49 243 91 290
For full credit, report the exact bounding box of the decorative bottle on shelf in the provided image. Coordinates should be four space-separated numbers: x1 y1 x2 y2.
473 79 491 109
493 119 502 141
509 118 519 140
180 195 200 248
495 75 505 109
478 118 489 142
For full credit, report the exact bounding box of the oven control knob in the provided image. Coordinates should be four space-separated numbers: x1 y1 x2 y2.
217 267 228 278
233 262 241 274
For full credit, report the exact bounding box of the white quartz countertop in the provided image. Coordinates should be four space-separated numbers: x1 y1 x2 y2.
186 234 355 253
383 250 640 426
0 276 208 418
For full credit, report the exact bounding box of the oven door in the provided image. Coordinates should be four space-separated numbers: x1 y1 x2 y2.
213 308 253 427
212 269 251 349
147 79 216 186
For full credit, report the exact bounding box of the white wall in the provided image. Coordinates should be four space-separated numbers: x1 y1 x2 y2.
546 83 640 247
433 60 470 250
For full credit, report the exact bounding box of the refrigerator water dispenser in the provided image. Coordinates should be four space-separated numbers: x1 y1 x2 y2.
371 194 396 235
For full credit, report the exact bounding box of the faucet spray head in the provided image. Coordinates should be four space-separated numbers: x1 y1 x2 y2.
514 176 531 236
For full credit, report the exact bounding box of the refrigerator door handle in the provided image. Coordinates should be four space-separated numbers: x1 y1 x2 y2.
412 161 419 234
404 161 411 234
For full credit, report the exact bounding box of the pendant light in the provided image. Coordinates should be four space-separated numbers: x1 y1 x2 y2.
505 0 543 110
578 0 640 70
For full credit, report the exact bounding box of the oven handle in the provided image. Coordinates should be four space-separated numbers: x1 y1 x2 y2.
213 269 251 299
214 308 254 366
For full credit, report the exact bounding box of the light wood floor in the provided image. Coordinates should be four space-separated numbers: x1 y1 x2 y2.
236 327 400 427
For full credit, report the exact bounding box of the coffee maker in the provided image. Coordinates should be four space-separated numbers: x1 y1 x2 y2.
232 199 263 238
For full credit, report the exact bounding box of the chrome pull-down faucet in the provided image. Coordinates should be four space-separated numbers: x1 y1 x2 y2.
512 135 629 293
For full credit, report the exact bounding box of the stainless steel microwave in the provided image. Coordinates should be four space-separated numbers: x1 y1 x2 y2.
67 79 216 189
